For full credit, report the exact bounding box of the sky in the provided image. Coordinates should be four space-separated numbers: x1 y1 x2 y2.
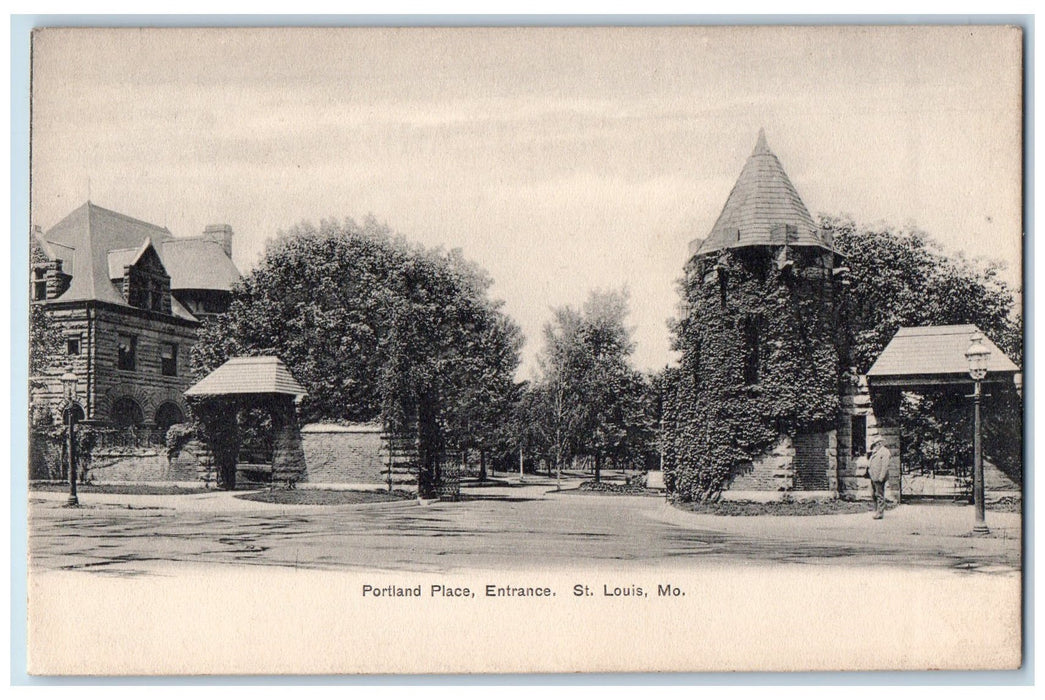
30 26 1023 378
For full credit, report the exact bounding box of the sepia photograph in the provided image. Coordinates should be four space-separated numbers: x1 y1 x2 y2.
23 23 1024 675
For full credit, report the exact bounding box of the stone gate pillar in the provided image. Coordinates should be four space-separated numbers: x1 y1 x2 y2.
271 396 307 486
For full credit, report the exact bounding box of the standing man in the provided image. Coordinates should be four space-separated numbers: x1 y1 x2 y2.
868 438 892 519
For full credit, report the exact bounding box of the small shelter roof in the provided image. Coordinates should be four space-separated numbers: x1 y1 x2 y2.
867 324 1019 388
185 356 307 400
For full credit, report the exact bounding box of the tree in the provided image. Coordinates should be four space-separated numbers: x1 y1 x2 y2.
828 216 1021 371
531 288 653 481
192 216 522 497
29 303 63 379
830 216 1023 484
29 235 63 380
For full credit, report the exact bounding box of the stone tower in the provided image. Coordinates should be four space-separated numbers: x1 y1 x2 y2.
666 130 846 500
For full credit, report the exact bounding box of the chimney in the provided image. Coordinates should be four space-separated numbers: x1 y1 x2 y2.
202 224 233 259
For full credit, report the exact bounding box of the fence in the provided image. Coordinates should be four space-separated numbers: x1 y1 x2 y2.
91 426 167 450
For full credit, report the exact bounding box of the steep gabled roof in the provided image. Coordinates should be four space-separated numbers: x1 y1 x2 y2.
44 202 173 306
867 325 1018 380
40 202 241 316
692 129 831 257
185 356 307 400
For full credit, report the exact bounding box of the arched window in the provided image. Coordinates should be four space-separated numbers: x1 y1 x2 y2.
154 402 185 433
110 397 144 429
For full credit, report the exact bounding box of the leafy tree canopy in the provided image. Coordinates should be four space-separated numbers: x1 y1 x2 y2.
829 215 1023 482
828 215 1021 371
525 288 654 479
29 237 63 380
191 216 523 495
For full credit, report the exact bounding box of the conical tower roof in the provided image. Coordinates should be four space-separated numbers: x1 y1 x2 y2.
693 129 830 256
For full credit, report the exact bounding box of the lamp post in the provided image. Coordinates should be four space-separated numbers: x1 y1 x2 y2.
60 370 79 507
965 333 990 534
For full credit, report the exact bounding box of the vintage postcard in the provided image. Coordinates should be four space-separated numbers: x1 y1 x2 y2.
25 25 1024 675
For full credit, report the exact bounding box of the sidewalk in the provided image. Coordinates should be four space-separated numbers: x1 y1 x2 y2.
651 501 1022 572
653 500 1021 538
29 486 421 513
27 476 572 513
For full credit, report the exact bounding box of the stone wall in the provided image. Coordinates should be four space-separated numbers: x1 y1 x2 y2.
34 301 196 428
86 447 187 482
729 434 794 492
90 304 197 426
98 425 397 485
300 424 390 484
727 431 836 496
793 431 835 491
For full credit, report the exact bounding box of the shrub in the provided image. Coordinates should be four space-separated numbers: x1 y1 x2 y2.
165 422 200 462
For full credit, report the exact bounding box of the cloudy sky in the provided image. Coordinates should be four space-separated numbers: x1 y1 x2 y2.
31 26 1023 377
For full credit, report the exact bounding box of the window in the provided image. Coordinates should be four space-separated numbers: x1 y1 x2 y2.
66 337 80 356
850 415 868 457
111 397 144 429
154 402 185 432
117 333 137 371
150 280 163 312
161 342 177 377
741 315 761 385
33 268 47 301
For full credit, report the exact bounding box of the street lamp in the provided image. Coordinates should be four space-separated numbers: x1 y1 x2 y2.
60 370 79 507
965 333 990 534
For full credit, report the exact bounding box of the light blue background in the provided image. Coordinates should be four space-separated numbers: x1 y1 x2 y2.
9 13 1034 686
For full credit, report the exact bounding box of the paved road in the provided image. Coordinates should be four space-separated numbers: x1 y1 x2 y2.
28 481 1022 576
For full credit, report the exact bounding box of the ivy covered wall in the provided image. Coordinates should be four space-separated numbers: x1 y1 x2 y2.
664 247 843 502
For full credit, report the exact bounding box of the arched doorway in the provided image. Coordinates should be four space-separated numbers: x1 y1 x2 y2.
185 356 308 490
154 402 186 433
62 403 85 425
110 397 145 429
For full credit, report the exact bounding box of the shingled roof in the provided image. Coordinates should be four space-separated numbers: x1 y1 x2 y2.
44 202 174 307
692 129 831 257
185 356 307 400
160 238 241 292
867 325 1018 385
38 202 241 316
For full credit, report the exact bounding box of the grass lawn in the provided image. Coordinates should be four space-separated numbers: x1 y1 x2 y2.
236 489 415 506
30 483 213 496
673 499 898 517
572 480 661 497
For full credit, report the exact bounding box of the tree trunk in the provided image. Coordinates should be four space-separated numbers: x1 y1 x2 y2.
478 450 487 482
195 398 239 491
594 452 601 483
416 393 442 499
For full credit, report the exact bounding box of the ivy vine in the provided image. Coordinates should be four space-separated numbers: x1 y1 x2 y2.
665 248 842 501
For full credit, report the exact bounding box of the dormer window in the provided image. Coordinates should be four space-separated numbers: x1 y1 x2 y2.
109 240 172 314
